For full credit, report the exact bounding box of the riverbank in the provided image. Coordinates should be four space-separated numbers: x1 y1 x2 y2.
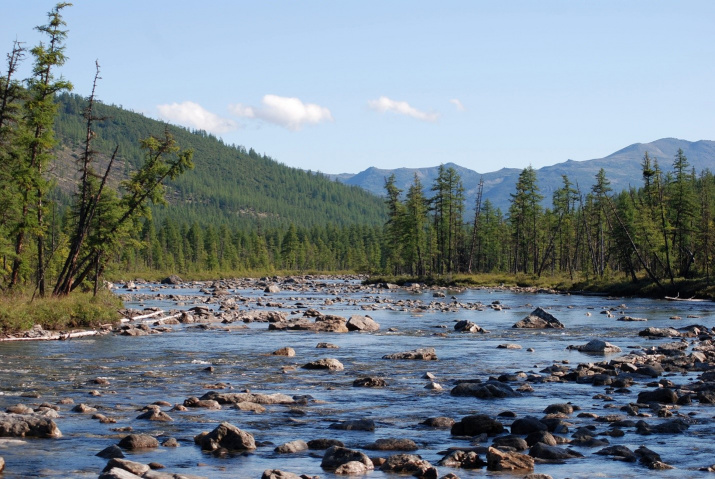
0 290 122 334
365 273 715 301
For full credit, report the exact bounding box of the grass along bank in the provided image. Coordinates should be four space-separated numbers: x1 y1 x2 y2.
365 272 715 300
0 290 122 334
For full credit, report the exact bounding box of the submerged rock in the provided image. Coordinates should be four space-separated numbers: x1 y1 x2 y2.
363 438 418 451
383 348 437 360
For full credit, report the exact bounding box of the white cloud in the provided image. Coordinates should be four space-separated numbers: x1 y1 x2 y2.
156 101 237 134
450 98 466 111
367 96 439 122
229 94 333 131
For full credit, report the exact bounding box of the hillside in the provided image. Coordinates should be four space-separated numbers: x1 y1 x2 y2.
333 138 715 211
53 93 387 229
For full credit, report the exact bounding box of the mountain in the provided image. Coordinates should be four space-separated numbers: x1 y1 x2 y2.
332 138 715 211
53 93 387 229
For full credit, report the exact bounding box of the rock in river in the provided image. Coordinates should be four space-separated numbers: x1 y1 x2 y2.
567 339 622 353
513 307 564 329
194 422 256 451
302 358 344 371
486 446 534 472
383 348 437 360
320 446 374 471
450 380 519 399
451 414 504 436
0 412 62 438
346 315 380 332
117 434 158 450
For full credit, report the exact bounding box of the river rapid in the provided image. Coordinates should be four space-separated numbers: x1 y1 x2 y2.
0 277 713 478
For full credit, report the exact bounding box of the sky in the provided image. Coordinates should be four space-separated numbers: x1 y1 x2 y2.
2 1 714 174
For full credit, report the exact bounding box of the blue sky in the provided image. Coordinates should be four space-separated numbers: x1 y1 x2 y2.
3 1 714 174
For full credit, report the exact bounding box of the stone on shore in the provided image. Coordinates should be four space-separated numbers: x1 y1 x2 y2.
513 307 564 329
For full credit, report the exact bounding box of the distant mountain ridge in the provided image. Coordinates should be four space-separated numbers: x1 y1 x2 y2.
330 138 715 211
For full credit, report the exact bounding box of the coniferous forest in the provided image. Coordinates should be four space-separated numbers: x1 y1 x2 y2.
2 4 715 298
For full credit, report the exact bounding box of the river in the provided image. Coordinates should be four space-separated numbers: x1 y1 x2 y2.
0 277 713 478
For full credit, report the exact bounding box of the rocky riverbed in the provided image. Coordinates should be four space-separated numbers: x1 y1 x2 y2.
0 275 714 478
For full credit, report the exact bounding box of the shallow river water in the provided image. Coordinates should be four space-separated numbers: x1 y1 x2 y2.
1 278 714 478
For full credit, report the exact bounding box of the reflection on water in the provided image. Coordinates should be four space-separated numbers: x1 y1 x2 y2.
0 280 713 478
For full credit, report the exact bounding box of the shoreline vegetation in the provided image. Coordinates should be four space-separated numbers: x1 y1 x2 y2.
2 271 712 335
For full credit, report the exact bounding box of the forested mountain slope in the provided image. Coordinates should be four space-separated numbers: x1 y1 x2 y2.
53 93 386 229
334 138 715 211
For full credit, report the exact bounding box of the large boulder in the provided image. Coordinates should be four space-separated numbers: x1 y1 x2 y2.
513 307 564 329
450 380 519 399
451 414 504 436
320 446 373 471
0 412 62 438
567 339 622 353
195 422 256 451
346 315 380 332
353 377 387 388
